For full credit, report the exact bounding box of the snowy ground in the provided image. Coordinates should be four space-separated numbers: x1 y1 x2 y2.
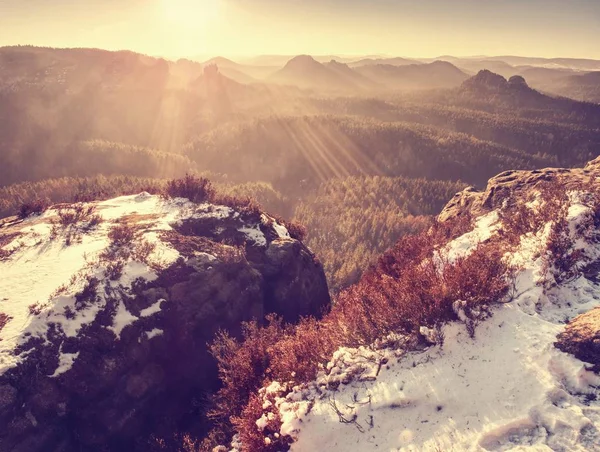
257 192 600 452
0 194 289 375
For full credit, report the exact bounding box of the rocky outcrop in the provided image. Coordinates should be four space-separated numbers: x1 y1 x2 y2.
439 156 600 222
0 194 330 451
461 69 508 92
556 307 600 371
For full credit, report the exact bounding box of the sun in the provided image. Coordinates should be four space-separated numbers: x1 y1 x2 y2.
161 0 221 28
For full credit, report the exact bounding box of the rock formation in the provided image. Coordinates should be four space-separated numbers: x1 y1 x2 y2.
439 155 600 222
0 194 330 451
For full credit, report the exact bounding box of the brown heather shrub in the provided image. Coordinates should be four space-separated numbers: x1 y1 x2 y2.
165 176 307 238
213 193 262 217
132 240 156 263
101 224 157 279
232 392 292 452
206 217 513 451
0 312 12 333
50 203 103 245
165 174 216 204
108 223 136 248
56 203 99 227
75 276 100 309
105 261 126 281
500 179 569 245
543 215 583 285
275 217 307 242
28 303 44 316
209 317 287 426
18 198 49 219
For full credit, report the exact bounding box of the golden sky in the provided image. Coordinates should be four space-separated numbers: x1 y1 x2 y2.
1 0 599 60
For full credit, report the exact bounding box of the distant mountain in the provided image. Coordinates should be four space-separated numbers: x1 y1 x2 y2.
324 60 378 89
516 66 577 83
419 55 600 72
539 71 600 103
242 54 377 66
270 55 366 92
450 59 517 78
459 66 600 104
484 56 600 71
460 70 553 106
355 60 468 90
348 57 418 68
188 66 258 115
458 70 600 117
200 56 277 80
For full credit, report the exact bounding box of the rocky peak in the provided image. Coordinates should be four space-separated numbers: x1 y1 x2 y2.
461 69 509 91
439 156 600 222
0 193 330 451
284 55 320 70
508 74 528 87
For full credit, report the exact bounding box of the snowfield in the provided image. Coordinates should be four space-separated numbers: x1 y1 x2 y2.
0 193 290 375
249 191 600 452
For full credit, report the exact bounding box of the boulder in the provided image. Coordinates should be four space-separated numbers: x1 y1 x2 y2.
0 194 330 451
556 307 600 371
439 156 600 222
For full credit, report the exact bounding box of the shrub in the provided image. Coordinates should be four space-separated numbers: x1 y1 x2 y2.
209 317 287 427
75 276 100 309
56 204 99 227
213 193 262 217
500 179 569 244
18 199 49 219
28 304 44 316
108 223 136 248
165 174 216 204
132 240 156 263
0 312 12 333
50 203 103 245
543 216 583 284
233 392 292 452
279 218 307 242
206 216 513 450
105 261 126 281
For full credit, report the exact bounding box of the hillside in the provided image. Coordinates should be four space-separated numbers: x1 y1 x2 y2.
216 157 600 451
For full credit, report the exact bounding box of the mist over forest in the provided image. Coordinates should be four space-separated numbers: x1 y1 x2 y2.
2 46 600 290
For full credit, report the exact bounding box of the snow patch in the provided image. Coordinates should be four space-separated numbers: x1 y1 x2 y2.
444 210 500 263
140 299 165 318
50 351 80 378
239 225 267 247
145 328 164 340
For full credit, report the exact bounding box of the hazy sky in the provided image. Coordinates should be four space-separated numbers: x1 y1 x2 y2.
1 0 599 59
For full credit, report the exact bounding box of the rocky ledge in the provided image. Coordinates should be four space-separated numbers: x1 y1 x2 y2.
439 156 600 222
0 193 330 451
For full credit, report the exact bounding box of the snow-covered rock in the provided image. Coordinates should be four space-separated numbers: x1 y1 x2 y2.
0 194 330 451
243 161 600 452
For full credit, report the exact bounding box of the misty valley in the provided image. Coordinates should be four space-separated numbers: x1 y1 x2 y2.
2 47 600 292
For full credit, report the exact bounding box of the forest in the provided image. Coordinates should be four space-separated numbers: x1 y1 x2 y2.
2 46 600 291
